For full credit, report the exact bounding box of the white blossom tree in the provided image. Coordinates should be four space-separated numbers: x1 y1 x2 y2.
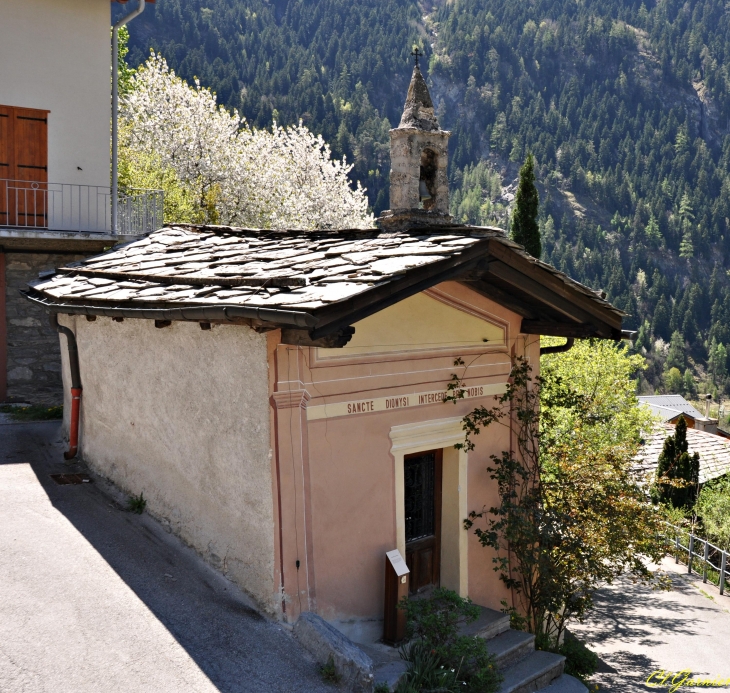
120 54 373 229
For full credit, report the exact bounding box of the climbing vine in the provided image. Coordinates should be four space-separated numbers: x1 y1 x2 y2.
446 344 667 643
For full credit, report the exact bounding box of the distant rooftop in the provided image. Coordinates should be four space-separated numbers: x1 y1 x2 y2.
638 395 705 423
636 423 730 484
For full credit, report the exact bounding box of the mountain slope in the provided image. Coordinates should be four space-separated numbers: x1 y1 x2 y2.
124 0 730 395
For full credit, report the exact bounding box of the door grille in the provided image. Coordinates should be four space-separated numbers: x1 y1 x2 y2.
404 452 435 542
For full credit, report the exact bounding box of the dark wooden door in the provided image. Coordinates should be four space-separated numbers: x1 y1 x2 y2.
0 105 48 228
404 449 442 594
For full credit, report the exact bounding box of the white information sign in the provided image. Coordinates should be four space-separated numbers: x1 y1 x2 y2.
306 381 507 421
386 549 410 577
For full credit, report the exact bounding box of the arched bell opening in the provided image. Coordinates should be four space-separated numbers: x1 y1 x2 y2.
419 148 438 210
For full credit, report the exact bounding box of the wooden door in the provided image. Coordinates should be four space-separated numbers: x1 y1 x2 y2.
404 449 442 594
0 105 48 228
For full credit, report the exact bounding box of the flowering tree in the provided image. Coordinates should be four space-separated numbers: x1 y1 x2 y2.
119 54 373 229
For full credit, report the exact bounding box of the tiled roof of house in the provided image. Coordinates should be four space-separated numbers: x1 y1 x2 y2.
636 423 730 484
637 395 705 422
25 223 625 341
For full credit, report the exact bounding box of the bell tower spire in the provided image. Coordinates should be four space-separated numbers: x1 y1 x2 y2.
379 51 453 230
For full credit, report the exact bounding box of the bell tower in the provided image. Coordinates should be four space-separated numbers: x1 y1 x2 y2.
379 50 453 229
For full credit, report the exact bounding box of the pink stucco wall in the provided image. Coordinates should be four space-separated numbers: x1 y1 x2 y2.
269 281 540 638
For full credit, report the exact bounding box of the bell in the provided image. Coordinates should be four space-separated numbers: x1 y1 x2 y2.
419 179 431 200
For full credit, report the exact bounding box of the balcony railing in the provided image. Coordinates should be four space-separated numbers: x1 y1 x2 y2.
0 179 163 236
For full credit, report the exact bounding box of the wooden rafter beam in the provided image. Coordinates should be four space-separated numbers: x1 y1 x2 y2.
486 240 622 330
483 260 614 338
521 319 619 339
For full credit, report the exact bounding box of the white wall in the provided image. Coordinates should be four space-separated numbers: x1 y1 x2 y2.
59 316 277 612
0 0 110 187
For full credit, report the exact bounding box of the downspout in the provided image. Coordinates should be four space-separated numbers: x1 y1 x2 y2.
540 338 574 356
50 313 82 460
111 0 146 234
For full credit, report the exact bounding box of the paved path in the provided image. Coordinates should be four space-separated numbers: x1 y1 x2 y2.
570 557 730 692
0 421 333 693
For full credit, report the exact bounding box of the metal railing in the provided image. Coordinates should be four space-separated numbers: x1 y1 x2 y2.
0 179 162 235
663 522 730 594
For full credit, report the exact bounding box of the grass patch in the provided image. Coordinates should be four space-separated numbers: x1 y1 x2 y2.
127 492 147 514
696 587 715 601
319 656 340 684
0 404 63 421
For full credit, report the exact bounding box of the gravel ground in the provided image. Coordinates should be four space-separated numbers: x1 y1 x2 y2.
570 557 730 692
0 421 334 693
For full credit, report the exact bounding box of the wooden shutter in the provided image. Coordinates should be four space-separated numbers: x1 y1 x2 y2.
0 105 49 228
0 106 12 227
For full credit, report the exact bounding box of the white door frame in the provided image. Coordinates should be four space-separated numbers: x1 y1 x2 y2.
389 416 469 597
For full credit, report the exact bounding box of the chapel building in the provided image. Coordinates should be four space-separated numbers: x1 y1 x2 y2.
25 64 626 643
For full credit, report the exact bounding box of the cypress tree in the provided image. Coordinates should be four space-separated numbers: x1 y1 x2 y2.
654 415 700 510
511 154 541 258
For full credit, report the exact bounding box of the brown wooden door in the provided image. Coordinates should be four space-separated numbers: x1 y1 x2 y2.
404 449 442 594
0 105 48 228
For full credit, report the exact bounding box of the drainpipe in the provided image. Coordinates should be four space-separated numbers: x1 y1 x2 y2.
540 338 575 356
111 0 146 234
50 313 82 460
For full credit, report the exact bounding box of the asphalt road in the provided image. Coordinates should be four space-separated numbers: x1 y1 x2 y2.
570 557 730 692
0 421 334 693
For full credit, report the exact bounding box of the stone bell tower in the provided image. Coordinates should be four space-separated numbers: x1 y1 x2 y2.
379 52 453 229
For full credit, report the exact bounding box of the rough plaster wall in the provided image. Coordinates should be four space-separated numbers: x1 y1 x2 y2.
5 253 86 404
59 316 276 612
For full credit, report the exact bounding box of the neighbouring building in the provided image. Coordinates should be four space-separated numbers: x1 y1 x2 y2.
25 65 627 644
638 395 722 435
0 0 159 405
636 422 730 485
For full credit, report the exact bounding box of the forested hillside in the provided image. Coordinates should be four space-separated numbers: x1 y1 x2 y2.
123 0 730 395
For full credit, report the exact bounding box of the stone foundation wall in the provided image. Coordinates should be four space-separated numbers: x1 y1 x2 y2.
4 252 87 405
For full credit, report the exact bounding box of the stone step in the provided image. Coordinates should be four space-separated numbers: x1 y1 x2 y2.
485 629 536 670
460 605 511 641
536 673 589 693
373 659 408 691
497 650 565 693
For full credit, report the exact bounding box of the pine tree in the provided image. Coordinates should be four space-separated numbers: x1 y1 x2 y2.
511 154 541 258
666 330 685 371
654 416 700 510
683 368 695 396
652 296 671 341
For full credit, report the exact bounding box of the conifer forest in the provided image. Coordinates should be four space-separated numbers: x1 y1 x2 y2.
123 0 730 394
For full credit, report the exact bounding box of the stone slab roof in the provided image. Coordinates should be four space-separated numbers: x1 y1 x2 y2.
636 423 730 484
25 223 625 341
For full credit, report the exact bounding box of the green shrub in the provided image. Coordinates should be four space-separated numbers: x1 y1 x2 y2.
395 641 465 693
535 632 597 685
695 475 730 551
558 633 598 684
398 588 503 693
